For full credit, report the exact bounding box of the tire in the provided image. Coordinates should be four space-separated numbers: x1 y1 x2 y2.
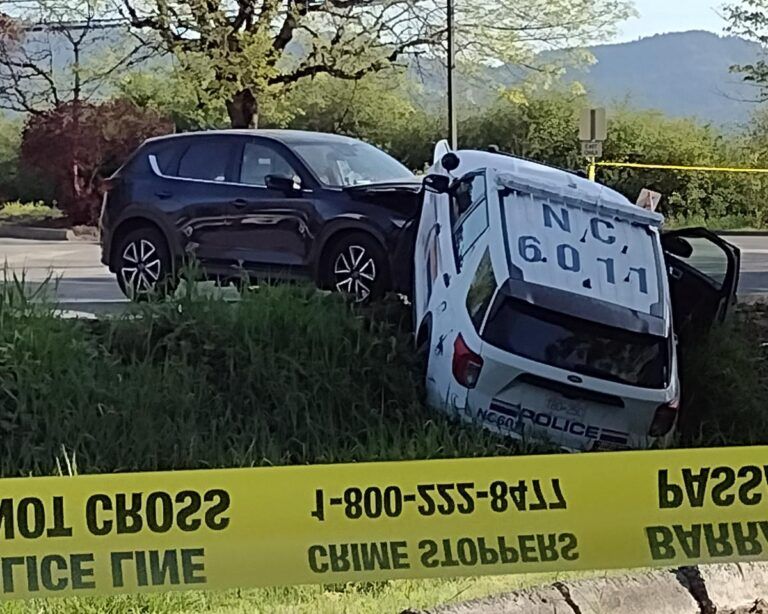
114 226 175 301
322 232 389 302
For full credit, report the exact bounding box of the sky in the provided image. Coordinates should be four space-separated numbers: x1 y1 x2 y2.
617 0 729 42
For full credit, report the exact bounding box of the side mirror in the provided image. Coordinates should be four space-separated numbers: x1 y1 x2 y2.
423 174 451 194
662 235 693 259
265 174 299 193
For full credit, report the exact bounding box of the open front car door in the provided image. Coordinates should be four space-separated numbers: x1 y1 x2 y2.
661 227 740 343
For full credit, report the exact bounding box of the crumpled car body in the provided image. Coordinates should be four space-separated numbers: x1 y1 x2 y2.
413 146 739 451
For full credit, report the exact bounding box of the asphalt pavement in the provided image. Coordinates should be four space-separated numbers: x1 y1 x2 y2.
733 235 768 295
0 238 123 313
1 235 768 315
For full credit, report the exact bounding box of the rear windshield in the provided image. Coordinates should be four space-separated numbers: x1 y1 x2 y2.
483 298 669 388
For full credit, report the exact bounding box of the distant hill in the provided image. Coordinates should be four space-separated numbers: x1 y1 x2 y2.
559 31 764 126
414 31 766 127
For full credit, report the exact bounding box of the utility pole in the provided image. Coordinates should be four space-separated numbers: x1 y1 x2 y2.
446 0 457 150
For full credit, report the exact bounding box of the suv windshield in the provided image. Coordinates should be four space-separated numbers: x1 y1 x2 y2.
483 298 669 388
292 141 413 187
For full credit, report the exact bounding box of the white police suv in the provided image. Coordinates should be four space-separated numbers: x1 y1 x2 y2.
413 144 739 451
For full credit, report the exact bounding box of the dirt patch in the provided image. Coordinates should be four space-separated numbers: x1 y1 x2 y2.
69 225 99 241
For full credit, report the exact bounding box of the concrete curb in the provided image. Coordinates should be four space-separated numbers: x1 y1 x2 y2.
420 563 768 614
0 224 68 241
700 563 768 612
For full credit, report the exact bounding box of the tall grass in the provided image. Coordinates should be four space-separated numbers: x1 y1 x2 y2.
3 274 768 477
0 280 512 476
678 304 768 445
1 278 768 613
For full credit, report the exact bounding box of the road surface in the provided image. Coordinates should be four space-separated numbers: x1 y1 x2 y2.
0 239 122 312
734 235 768 295
1 235 768 314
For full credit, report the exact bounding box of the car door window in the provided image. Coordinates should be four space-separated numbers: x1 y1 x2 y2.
668 236 729 288
451 173 489 270
466 248 496 332
240 142 298 187
178 141 232 182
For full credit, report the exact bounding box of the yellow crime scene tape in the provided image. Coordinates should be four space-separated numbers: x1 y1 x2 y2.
0 445 766 600
587 160 768 181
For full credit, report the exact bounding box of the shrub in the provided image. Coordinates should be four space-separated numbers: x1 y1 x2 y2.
0 117 54 204
0 200 62 223
20 100 172 225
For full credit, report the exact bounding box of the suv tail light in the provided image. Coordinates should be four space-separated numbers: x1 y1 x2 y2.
649 398 679 437
452 334 483 388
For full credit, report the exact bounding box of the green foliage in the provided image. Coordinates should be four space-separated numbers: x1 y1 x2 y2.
17 58 768 225
0 282 517 476
599 107 763 223
726 0 768 99
0 117 54 204
460 89 584 168
117 71 230 132
452 91 768 226
118 66 300 132
281 71 442 170
121 0 631 127
0 201 62 223
678 305 768 446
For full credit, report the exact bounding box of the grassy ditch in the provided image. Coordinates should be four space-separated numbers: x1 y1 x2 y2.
1 280 767 613
678 303 768 446
0 280 517 476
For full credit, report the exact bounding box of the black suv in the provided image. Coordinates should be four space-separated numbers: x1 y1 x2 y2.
100 130 423 301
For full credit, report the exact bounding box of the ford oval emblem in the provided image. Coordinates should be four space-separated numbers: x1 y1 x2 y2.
567 375 583 384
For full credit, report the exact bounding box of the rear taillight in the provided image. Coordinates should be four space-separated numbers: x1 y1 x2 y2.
452 334 484 388
649 398 679 437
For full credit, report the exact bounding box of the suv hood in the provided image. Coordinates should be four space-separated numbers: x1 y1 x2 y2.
344 178 423 217
342 177 423 193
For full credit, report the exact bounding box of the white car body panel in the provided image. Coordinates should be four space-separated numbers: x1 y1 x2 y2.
500 177 663 315
414 149 679 452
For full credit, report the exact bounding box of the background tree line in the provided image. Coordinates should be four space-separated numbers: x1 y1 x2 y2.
0 0 767 227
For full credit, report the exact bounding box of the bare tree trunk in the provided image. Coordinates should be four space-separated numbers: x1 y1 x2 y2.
226 89 259 128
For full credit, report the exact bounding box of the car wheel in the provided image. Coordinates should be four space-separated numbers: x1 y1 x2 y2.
323 233 388 302
115 227 175 301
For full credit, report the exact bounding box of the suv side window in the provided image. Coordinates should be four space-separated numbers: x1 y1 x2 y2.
154 144 180 175
127 142 180 177
466 249 496 331
239 141 298 186
451 172 489 271
177 140 233 182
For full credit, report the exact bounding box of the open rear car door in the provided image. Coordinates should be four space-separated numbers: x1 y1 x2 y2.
661 227 740 344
